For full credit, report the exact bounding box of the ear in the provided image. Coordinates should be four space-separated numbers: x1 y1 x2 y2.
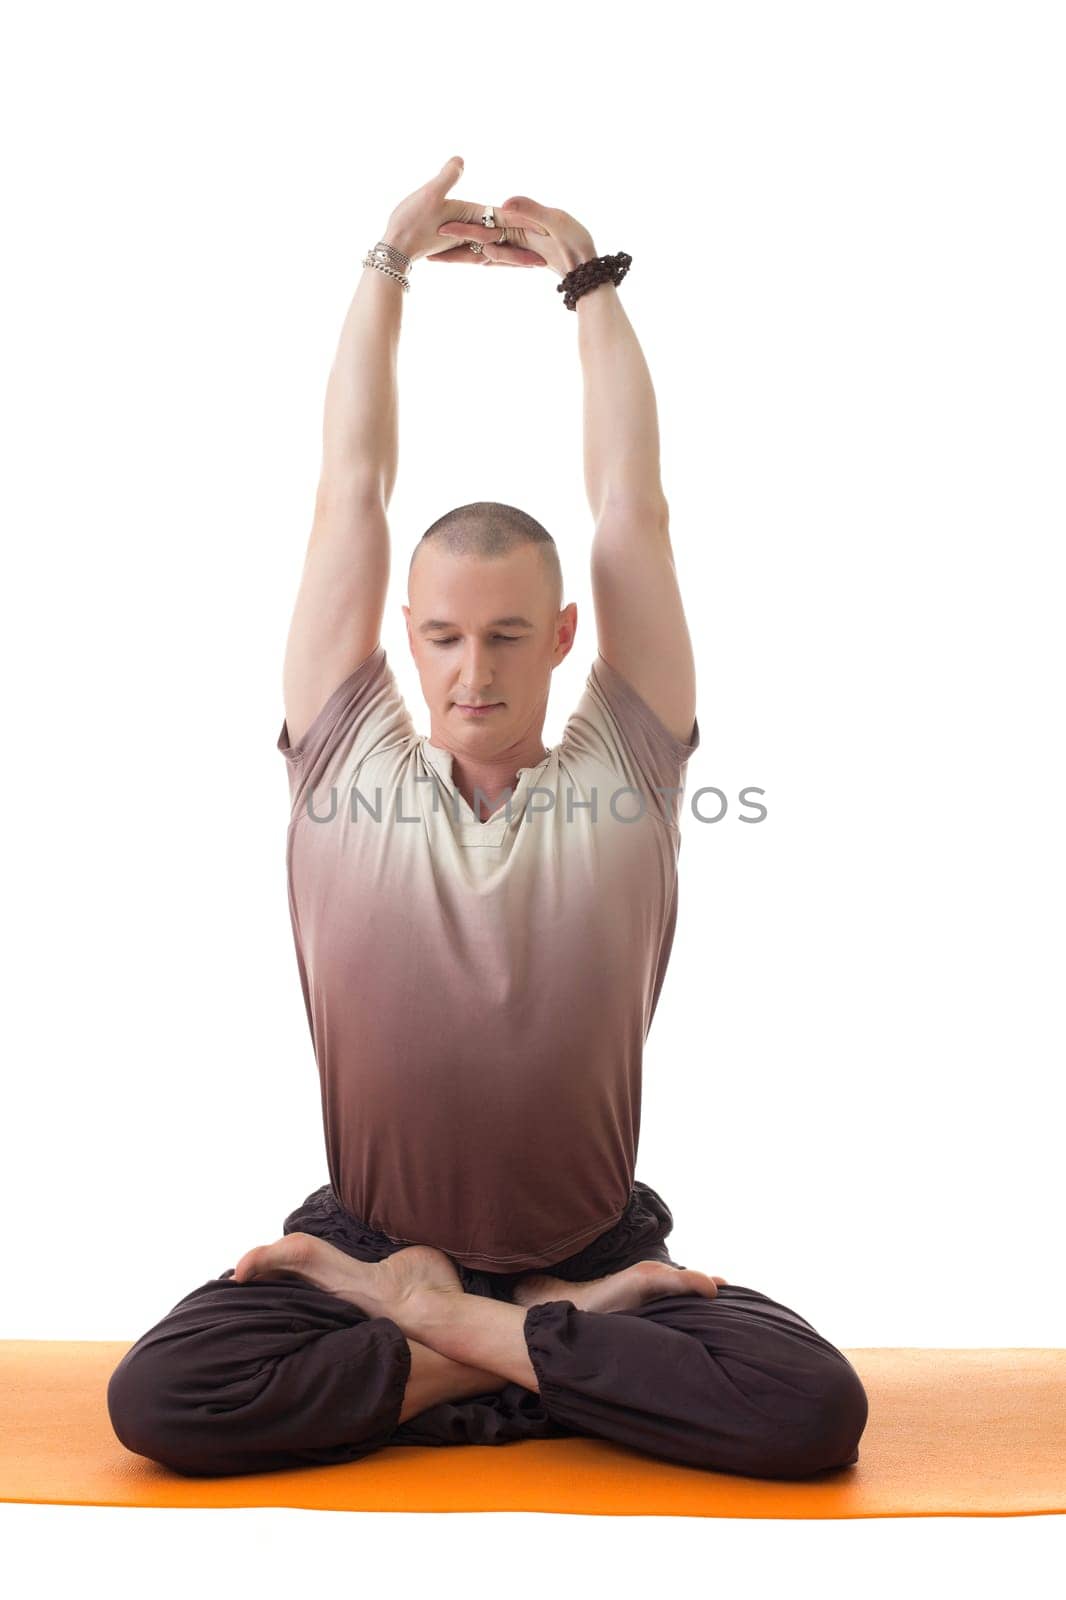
553 601 578 663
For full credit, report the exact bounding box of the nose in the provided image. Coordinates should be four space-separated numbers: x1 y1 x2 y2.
458 641 495 696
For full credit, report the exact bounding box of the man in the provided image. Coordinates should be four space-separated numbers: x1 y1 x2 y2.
107 159 868 1481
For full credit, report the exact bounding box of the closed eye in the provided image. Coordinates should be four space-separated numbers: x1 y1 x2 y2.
430 635 522 646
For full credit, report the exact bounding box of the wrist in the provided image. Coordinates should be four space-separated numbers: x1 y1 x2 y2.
382 223 420 264
558 239 598 276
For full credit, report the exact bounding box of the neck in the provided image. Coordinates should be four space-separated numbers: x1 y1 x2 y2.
430 729 550 817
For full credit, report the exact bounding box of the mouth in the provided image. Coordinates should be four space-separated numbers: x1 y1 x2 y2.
454 702 502 716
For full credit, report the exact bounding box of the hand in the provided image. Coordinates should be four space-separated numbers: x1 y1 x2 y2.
434 193 598 278
383 155 547 267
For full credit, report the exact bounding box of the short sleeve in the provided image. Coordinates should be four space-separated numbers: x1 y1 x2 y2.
277 645 415 821
560 652 700 830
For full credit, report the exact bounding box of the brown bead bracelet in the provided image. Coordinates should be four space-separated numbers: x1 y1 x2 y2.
557 251 633 310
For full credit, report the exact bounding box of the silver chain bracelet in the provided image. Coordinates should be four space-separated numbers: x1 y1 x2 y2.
362 240 412 292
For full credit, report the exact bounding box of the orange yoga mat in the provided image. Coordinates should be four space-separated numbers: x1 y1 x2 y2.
2 1343 1063 1517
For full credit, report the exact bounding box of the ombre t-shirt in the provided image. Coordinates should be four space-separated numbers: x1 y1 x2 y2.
277 645 700 1272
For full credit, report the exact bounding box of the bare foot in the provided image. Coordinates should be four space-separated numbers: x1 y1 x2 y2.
231 1232 465 1321
512 1260 727 1314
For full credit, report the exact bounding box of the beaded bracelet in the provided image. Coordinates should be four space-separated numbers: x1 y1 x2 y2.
557 251 633 311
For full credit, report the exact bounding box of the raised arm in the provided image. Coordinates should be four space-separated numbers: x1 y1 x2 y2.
280 266 398 749
450 195 697 747
282 157 478 748
578 279 697 747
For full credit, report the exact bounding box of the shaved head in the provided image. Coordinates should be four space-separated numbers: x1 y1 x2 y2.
408 501 564 613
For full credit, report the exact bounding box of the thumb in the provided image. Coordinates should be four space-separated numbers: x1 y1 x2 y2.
498 195 550 233
437 154 465 189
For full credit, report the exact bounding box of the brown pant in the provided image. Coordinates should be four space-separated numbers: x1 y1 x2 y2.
106 1179 868 1480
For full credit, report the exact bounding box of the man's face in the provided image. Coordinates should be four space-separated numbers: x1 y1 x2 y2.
403 543 576 759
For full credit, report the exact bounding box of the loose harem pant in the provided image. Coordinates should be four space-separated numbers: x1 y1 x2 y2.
106 1179 869 1480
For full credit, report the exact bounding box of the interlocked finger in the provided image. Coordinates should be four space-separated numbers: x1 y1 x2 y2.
466 236 508 267
431 239 543 268
430 215 548 268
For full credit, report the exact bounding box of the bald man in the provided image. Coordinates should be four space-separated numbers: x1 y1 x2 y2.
106 225 868 1483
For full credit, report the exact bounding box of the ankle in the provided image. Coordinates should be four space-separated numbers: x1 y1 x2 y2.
397 1336 506 1425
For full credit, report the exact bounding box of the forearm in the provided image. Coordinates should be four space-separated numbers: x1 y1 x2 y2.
319 257 406 509
577 283 668 521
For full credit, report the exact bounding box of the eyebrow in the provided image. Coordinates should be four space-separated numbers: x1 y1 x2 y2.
418 616 537 634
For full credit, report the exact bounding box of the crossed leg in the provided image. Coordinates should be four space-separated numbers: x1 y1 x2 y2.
223 1229 868 1479
515 1282 869 1478
107 1253 866 1480
106 1272 417 1477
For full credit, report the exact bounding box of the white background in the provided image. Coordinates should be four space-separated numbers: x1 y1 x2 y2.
2 0 1063 1588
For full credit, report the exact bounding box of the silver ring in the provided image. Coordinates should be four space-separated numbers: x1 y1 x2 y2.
468 206 507 256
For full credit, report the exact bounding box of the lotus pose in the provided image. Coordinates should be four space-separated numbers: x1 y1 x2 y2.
107 157 868 1480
